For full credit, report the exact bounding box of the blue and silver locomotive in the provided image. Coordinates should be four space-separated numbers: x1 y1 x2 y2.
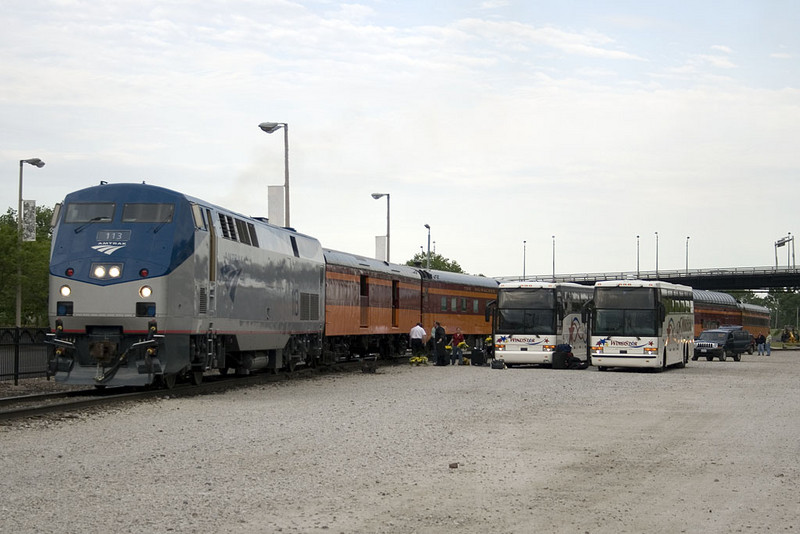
48 183 325 387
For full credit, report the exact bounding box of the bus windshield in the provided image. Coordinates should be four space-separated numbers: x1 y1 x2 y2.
497 288 555 309
593 287 658 337
594 287 655 309
593 309 657 337
497 288 556 334
497 309 555 335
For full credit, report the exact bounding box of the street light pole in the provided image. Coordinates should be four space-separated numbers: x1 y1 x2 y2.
371 193 390 262
552 235 556 282
655 231 659 278
636 235 640 278
685 236 690 273
523 240 526 281
258 122 290 227
424 224 431 269
17 158 45 327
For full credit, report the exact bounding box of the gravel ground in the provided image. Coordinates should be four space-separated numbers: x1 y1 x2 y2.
1 352 798 534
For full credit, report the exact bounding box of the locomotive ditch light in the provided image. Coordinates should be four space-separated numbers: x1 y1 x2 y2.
93 265 106 278
139 285 153 298
59 285 72 297
108 265 122 278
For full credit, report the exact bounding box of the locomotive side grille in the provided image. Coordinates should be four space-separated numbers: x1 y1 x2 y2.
300 292 320 321
199 287 208 314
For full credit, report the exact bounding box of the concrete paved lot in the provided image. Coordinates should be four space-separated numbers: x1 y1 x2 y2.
1 351 798 533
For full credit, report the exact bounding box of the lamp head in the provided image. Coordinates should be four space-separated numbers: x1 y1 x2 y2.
424 224 430 230
258 122 284 134
22 158 45 168
371 193 386 200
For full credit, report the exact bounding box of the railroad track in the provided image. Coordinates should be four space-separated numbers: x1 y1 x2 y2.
0 357 380 423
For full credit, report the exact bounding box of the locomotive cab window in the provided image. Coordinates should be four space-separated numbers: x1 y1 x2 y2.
64 202 115 223
122 203 174 223
191 204 207 230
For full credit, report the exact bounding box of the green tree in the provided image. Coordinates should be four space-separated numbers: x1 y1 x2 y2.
406 252 464 273
0 206 54 327
729 288 800 331
766 289 800 331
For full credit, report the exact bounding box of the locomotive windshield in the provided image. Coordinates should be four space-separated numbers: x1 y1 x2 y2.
122 203 174 223
64 203 115 223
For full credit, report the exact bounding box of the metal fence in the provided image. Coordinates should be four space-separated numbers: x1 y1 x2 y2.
0 328 52 384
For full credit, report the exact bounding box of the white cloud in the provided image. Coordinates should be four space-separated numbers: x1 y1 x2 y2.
1 1 798 276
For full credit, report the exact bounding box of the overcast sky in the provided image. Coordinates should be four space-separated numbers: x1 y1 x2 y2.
2 1 798 278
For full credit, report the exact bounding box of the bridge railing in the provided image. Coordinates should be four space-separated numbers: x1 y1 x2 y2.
497 265 800 284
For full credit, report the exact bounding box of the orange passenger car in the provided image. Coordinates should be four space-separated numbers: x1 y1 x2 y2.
322 249 498 358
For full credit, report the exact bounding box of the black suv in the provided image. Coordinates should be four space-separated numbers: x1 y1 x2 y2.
693 326 753 362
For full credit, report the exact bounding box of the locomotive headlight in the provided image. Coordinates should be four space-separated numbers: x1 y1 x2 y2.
139 285 153 298
59 285 72 297
90 263 124 279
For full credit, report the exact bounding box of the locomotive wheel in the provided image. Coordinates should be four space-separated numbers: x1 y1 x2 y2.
162 373 177 389
190 370 203 385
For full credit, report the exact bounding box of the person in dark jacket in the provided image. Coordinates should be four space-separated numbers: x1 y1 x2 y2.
433 322 447 366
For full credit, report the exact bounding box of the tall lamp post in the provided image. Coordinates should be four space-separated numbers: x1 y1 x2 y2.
371 193 390 262
551 235 556 282
17 158 45 327
685 236 690 273
522 240 527 281
655 231 659 278
636 235 640 278
258 122 290 227
424 224 431 269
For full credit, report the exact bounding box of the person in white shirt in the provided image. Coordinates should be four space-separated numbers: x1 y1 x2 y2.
410 323 426 356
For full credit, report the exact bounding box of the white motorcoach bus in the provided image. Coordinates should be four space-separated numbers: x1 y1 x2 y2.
587 280 694 371
490 281 593 366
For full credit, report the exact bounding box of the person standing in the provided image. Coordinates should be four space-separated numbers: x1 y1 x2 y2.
450 327 465 365
756 333 766 356
409 323 426 357
433 322 447 366
766 332 772 356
